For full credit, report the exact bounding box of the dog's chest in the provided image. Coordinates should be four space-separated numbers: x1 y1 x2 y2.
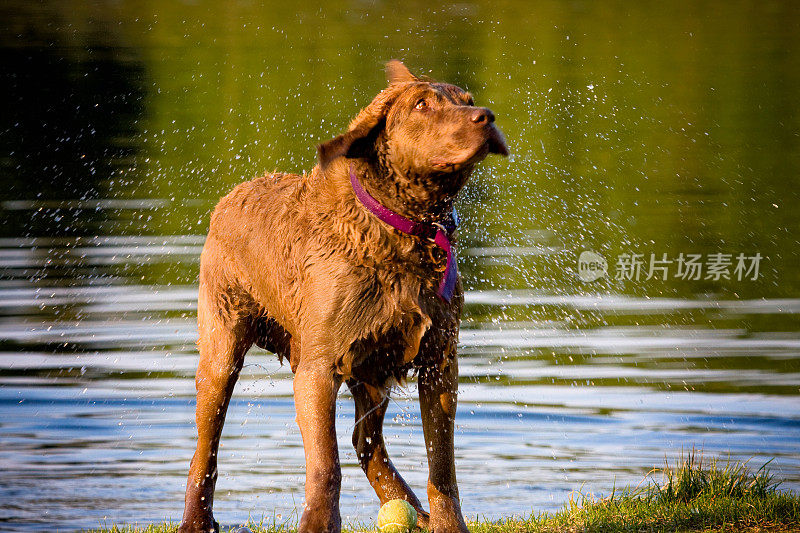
346 264 460 372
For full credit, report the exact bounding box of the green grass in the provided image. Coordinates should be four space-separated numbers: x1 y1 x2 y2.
89 452 800 533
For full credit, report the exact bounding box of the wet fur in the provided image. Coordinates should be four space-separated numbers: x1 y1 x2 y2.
205 161 460 383
179 60 506 533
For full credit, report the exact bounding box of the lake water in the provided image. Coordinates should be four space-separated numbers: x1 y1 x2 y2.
1 2 799 531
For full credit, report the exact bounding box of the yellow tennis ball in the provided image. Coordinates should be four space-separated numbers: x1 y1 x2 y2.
377 499 417 533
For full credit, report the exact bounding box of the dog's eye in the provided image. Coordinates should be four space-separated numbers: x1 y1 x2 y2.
414 98 427 110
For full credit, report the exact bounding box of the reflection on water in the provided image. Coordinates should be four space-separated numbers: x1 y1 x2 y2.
1 1 800 532
2 255 799 532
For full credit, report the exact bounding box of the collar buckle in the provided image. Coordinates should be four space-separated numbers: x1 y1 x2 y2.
429 222 447 242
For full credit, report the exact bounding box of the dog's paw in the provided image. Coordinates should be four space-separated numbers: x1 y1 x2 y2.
416 508 431 529
178 518 219 533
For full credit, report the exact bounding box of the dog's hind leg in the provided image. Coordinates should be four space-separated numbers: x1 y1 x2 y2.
179 286 254 533
348 379 430 528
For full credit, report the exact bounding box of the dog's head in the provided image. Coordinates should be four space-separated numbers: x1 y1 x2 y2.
317 61 507 210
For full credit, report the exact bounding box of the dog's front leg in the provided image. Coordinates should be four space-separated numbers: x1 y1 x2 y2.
294 360 343 533
419 358 469 533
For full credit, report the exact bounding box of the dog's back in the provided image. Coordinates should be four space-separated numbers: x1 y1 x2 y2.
202 172 305 331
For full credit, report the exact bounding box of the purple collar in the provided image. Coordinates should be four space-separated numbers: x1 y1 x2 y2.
349 165 459 302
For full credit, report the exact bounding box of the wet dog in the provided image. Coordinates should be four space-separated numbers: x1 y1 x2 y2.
179 60 507 533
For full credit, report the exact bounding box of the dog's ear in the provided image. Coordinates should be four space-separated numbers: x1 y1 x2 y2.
317 85 400 170
385 59 418 84
316 128 367 171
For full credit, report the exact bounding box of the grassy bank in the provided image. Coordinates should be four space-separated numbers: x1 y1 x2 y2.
90 453 800 532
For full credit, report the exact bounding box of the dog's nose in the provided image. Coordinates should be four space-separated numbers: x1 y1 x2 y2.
470 107 495 124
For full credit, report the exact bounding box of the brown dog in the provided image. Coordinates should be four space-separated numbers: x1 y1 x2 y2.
179 60 507 533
